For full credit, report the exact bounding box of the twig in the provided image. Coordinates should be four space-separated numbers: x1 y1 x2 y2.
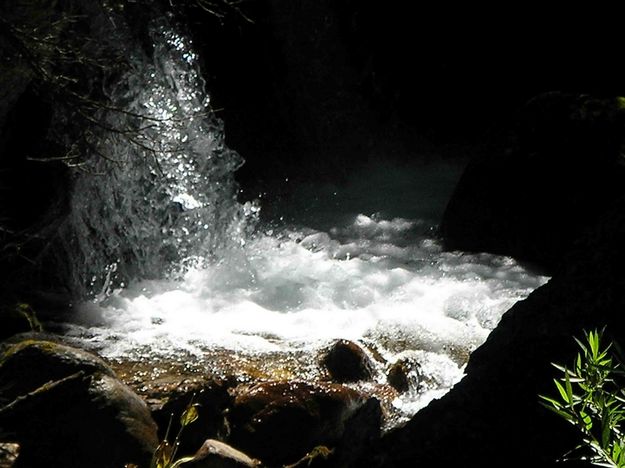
0 371 85 417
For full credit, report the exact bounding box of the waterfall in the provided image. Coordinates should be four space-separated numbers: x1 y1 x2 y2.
50 8 548 428
56 18 256 298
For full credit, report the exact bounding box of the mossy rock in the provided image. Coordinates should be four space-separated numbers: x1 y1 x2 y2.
0 340 158 467
0 340 114 402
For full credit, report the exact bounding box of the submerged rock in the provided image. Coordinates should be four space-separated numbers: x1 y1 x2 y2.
0 340 158 467
227 380 381 466
320 339 375 383
441 92 625 272
386 358 420 393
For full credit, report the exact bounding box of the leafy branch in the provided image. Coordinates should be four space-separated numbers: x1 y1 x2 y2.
541 329 625 467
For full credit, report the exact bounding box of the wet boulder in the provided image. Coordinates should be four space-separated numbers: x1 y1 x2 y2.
320 339 375 383
0 340 114 398
386 357 421 393
227 381 381 466
441 92 625 272
0 340 158 468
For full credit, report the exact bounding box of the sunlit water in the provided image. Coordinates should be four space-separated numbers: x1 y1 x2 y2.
54 18 548 426
63 210 547 424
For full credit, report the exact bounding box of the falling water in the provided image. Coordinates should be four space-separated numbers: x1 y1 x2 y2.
57 18 548 427
57 19 257 298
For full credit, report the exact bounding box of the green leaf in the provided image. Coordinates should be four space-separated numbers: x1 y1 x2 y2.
565 372 574 404
539 395 563 409
553 363 568 373
555 380 570 404
180 404 199 427
601 416 611 448
150 441 173 468
575 336 589 355
579 410 592 431
170 456 196 468
545 405 575 423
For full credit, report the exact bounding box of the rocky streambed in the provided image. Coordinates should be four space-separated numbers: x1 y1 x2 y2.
0 334 419 467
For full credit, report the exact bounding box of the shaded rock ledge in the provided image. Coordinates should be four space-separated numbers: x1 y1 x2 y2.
441 92 625 273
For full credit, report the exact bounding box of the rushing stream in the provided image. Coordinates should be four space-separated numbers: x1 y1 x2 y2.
56 18 548 427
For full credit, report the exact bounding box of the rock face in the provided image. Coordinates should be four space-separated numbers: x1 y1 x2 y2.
227 381 381 466
364 190 625 464
320 339 375 383
0 340 158 468
441 92 625 272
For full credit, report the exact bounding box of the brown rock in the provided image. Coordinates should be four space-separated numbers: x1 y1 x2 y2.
320 339 375 383
185 439 260 468
227 380 380 466
386 358 420 393
0 443 19 468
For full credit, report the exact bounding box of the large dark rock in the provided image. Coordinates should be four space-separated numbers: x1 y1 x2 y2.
0 340 115 398
227 380 381 466
0 340 158 467
441 92 625 272
364 197 625 467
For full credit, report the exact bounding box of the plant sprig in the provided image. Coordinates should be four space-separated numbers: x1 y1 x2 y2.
125 395 202 468
541 329 625 467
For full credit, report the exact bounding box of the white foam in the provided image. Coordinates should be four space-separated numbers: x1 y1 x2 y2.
66 214 547 421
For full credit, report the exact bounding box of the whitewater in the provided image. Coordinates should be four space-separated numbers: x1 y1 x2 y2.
54 19 548 426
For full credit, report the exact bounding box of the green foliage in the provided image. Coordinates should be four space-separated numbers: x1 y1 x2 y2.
283 445 334 468
541 329 625 467
151 396 201 468
126 395 201 468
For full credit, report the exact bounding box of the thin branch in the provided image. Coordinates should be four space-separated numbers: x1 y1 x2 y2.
0 371 85 417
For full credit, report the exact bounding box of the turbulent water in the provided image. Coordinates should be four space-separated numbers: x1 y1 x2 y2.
57 20 255 297
58 19 548 425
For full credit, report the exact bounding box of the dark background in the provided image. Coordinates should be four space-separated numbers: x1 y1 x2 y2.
1 1 624 297
182 2 625 194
